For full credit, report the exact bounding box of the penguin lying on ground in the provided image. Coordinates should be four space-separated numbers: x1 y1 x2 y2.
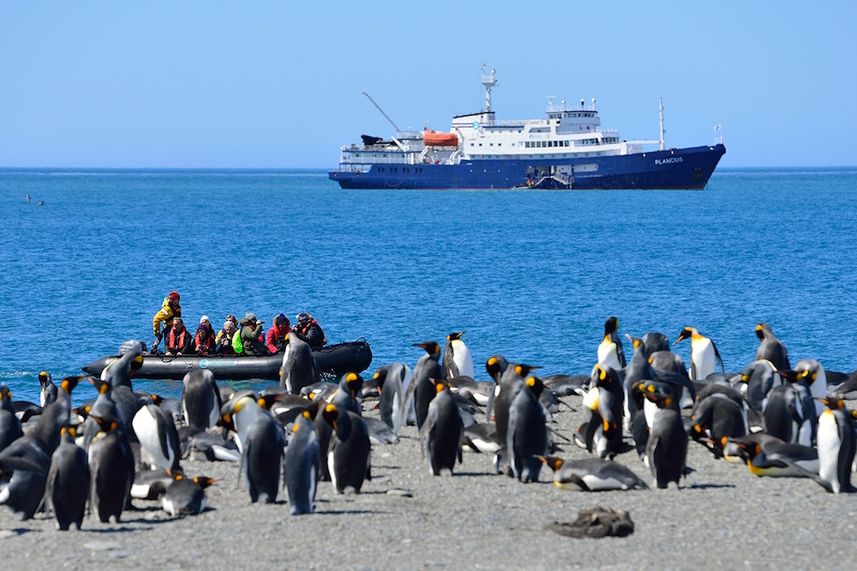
540 456 648 491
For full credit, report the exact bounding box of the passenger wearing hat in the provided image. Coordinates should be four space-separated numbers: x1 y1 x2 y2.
151 291 182 353
193 315 216 356
239 312 266 356
265 313 291 354
215 319 237 354
292 312 326 349
165 317 192 355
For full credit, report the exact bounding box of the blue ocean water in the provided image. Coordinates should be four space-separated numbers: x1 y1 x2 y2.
1 168 856 404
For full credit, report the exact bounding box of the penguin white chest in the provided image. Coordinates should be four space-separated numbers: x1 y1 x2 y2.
690 337 716 380
133 408 172 469
817 411 841 492
451 340 474 378
597 339 621 371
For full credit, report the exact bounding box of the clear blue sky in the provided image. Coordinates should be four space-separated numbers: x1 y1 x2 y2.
1 1 854 168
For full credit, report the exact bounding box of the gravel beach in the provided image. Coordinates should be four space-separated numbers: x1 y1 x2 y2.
2 391 855 571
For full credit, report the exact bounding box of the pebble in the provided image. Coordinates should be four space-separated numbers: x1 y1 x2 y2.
386 488 414 497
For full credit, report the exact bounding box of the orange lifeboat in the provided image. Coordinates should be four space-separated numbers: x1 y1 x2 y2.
423 130 459 147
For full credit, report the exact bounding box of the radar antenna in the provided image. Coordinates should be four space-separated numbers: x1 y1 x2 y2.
481 64 497 113
362 92 401 132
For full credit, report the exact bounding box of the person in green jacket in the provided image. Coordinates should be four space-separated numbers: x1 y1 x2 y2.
239 312 266 356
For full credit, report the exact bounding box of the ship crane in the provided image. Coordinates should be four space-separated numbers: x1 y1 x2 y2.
362 92 406 151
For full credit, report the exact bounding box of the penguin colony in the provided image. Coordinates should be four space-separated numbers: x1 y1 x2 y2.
1 322 856 534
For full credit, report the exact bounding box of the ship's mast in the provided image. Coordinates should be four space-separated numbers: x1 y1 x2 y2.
362 91 401 132
658 97 666 151
481 65 497 113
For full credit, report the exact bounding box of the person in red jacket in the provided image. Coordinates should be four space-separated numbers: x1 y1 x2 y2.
265 313 291 354
194 315 216 355
166 317 192 355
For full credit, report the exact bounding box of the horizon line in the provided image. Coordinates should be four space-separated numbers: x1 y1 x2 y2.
1 165 856 171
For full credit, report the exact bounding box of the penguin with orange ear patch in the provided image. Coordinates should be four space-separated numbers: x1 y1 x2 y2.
644 384 688 489
409 341 442 430
162 472 215 516
507 376 548 482
88 414 135 522
322 403 371 494
46 424 89 530
419 379 464 476
540 456 648 491
285 405 320 514
578 365 624 460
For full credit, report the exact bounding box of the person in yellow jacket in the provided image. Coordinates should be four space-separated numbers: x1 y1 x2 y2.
151 291 182 353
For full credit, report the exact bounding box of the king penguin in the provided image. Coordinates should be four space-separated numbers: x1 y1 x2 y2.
0 385 23 454
443 331 474 379
541 456 649 491
507 376 548 482
279 331 319 395
102 350 143 389
579 364 625 460
46 425 89 530
88 414 135 523
644 383 689 488
182 369 222 431
754 322 790 372
226 394 285 503
376 363 412 436
38 371 57 408
674 326 724 381
285 406 321 514
764 371 816 446
597 316 626 371
409 341 442 430
794 359 828 416
133 394 181 472
738 360 781 412
162 473 214 516
815 397 856 494
322 403 371 494
420 380 464 476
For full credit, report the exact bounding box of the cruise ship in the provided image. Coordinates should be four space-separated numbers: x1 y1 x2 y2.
329 67 725 190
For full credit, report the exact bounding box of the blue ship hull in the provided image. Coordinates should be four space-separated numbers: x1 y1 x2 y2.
329 144 725 190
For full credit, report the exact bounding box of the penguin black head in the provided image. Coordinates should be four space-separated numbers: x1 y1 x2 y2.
674 327 695 345
815 397 845 411
603 316 619 338
0 385 10 401
90 377 112 395
513 363 541 378
640 382 674 408
219 412 235 432
149 394 163 406
536 455 565 472
447 331 464 342
192 476 216 489
300 402 320 422
257 394 278 411
795 362 821 385
59 424 79 441
414 341 440 357
59 376 85 394
90 415 121 434
343 372 363 397
485 356 508 382
322 403 339 431
625 335 645 354
525 376 545 398
131 352 144 372
754 323 767 341
590 364 617 388
433 379 449 394
38 371 52 388
372 367 389 391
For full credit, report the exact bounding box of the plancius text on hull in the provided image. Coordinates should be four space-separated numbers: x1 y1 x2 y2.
329 66 725 190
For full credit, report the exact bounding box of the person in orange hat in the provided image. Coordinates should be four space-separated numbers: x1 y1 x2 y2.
152 291 182 353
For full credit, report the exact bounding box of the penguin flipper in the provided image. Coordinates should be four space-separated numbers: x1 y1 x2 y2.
711 341 725 374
